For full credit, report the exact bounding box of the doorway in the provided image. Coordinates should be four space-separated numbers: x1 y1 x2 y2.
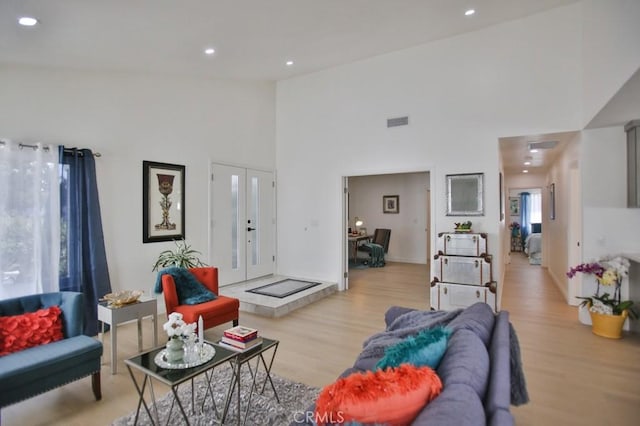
210 163 275 286
343 172 431 289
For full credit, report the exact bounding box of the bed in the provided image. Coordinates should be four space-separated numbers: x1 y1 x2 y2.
524 223 542 265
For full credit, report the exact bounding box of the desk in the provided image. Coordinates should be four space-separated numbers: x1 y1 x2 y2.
348 234 371 263
98 297 158 374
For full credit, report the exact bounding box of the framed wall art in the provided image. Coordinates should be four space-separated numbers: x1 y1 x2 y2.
499 172 504 221
550 183 556 220
383 195 399 214
446 173 484 216
509 197 520 216
143 161 185 243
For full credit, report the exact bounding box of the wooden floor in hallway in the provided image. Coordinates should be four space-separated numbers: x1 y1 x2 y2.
504 252 640 425
2 256 639 425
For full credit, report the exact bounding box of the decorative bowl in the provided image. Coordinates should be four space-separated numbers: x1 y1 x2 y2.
101 290 143 307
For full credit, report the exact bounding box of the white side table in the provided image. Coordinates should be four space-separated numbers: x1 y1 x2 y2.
97 297 158 374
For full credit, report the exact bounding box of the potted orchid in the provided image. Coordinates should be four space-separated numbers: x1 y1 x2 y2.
508 221 521 237
162 312 197 362
567 256 637 338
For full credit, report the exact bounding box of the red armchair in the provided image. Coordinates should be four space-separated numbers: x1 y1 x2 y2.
161 267 239 330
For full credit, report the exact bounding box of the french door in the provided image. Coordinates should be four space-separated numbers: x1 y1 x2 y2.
210 163 275 285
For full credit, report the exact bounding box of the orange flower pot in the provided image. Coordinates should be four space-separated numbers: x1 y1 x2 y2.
589 310 628 339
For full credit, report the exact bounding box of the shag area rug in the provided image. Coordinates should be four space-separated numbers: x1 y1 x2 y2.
112 365 319 425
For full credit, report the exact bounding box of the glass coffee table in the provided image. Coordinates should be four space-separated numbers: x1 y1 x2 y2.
220 337 280 425
125 341 237 425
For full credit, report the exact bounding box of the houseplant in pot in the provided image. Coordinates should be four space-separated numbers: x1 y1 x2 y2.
567 256 637 338
152 239 206 272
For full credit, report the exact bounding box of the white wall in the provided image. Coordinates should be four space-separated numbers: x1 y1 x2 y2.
0 64 276 308
545 135 581 299
581 127 640 265
276 4 584 289
581 0 640 126
578 126 640 326
349 172 429 264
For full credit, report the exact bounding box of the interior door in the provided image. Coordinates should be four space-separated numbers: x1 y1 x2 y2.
343 177 349 290
210 163 274 286
568 168 582 306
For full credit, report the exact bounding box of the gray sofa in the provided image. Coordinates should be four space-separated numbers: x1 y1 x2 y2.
293 302 527 426
0 291 103 413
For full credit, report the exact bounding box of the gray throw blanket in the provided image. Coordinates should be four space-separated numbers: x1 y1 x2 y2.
509 322 529 405
356 308 529 406
358 309 462 364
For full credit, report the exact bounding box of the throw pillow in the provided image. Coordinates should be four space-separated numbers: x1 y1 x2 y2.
376 326 451 371
0 306 64 356
315 364 442 426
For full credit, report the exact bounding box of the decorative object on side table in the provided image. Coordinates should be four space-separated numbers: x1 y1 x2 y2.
508 221 520 237
454 221 472 233
567 256 638 339
100 290 143 308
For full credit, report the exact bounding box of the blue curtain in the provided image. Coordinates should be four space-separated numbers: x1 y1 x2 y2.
520 192 531 247
59 147 112 336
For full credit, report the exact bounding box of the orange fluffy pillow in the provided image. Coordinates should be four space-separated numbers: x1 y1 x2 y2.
315 364 442 426
0 306 64 356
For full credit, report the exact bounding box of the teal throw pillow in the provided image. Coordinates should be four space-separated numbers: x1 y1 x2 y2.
376 326 451 371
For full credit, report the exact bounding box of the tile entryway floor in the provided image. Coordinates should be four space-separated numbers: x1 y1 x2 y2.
220 275 338 317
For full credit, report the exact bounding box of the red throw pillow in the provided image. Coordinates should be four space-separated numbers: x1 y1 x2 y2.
0 306 64 356
315 364 443 426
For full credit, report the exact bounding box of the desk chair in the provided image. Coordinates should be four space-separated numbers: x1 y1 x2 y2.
358 228 391 260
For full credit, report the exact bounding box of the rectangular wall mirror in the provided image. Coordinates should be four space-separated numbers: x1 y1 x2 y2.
446 173 484 216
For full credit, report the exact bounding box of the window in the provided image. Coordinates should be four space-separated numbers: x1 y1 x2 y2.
530 192 542 223
0 141 60 300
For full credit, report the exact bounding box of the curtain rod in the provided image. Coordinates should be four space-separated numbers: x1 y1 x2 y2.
0 140 101 157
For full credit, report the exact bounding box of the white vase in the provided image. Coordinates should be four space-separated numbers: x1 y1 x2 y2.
165 337 184 363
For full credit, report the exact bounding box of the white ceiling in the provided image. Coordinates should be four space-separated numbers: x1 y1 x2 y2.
0 0 579 81
499 131 578 176
3 0 636 176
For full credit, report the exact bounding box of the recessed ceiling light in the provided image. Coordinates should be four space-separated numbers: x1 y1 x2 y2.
523 170 529 173
204 48 215 55
285 60 294 66
18 16 38 26
529 148 539 153
465 9 475 16
524 161 531 166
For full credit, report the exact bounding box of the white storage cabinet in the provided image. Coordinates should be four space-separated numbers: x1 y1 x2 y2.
431 232 497 312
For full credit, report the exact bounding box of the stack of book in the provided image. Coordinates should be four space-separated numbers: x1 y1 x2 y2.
219 325 262 351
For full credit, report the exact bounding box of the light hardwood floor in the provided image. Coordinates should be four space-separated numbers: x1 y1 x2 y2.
3 254 639 425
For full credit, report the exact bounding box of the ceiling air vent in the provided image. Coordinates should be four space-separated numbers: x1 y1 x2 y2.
528 140 558 150
387 116 409 128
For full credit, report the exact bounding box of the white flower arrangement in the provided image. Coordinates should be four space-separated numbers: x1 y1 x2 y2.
163 312 197 339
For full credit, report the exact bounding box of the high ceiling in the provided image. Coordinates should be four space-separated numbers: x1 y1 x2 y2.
4 0 636 176
0 0 579 81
